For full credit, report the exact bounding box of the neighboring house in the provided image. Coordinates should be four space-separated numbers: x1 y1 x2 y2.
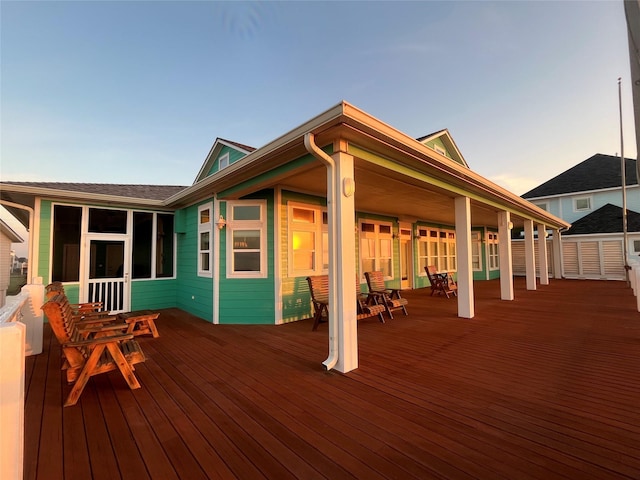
521 154 640 280
1 101 568 373
0 220 24 307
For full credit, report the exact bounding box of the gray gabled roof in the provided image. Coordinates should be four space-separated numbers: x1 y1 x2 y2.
564 203 640 235
1 182 187 201
522 154 638 198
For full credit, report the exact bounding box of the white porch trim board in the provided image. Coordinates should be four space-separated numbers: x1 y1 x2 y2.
524 219 537 290
498 211 514 301
455 196 474 318
552 229 563 279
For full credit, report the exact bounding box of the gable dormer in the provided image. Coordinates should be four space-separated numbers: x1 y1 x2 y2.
416 129 469 168
193 138 256 184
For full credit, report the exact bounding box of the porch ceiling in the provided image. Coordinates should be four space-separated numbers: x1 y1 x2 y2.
277 158 524 228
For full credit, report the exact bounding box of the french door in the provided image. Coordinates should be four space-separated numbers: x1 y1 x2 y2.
83 235 130 313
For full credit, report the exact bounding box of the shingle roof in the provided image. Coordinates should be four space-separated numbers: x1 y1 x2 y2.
218 138 256 153
522 154 637 198
564 203 640 235
1 182 187 201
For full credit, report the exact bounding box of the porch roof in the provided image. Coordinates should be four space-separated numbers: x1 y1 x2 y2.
25 278 640 479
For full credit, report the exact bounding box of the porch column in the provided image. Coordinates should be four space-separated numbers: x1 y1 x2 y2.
537 223 549 285
498 211 514 300
331 149 358 373
552 229 563 279
523 219 537 290
455 196 474 318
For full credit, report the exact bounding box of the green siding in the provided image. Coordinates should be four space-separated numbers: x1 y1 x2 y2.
218 191 276 324
131 279 178 310
205 145 248 177
37 200 53 282
175 200 214 321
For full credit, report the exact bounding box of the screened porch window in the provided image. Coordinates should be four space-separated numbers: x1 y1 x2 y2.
132 212 175 279
51 205 82 282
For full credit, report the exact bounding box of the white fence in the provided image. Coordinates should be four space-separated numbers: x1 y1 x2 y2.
0 282 44 480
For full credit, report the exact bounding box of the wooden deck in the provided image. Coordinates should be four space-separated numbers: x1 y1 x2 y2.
24 278 640 479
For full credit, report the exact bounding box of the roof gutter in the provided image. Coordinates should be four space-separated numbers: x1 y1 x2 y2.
304 133 339 372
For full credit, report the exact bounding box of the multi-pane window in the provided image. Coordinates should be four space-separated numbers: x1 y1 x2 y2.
360 221 393 279
471 231 482 271
417 228 457 274
198 203 213 277
227 201 267 278
487 232 499 270
218 153 230 171
289 204 328 276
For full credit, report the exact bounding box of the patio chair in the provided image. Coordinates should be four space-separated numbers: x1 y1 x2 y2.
45 281 160 338
425 265 457 298
306 275 387 331
41 294 146 407
364 271 408 319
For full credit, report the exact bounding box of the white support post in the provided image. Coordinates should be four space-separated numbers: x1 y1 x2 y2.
0 321 25 480
524 219 537 290
552 229 563 279
537 223 549 286
332 149 358 373
498 211 514 300
455 196 474 318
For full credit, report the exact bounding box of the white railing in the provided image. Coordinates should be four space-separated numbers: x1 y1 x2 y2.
0 281 44 480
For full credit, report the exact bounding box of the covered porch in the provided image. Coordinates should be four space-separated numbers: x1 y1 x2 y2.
25 278 640 479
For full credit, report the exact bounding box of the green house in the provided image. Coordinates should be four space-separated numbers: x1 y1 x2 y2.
1 101 569 373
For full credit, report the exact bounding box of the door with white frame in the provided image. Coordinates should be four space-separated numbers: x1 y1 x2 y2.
399 223 413 289
83 234 131 313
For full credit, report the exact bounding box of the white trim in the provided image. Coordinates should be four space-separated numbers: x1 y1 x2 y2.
33 198 41 284
226 200 268 279
213 198 221 324
524 183 640 202
573 195 592 212
197 203 213 278
274 188 283 325
218 152 230 171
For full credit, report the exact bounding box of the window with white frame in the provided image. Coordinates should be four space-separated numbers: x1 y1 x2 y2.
574 196 591 212
226 200 267 278
535 202 548 211
417 227 457 274
360 221 393 279
288 204 328 276
218 153 230 171
471 231 482 271
633 239 640 255
198 203 213 276
487 232 499 270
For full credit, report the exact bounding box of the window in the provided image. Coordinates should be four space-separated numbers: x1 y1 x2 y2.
633 240 640 255
535 202 548 211
88 208 127 233
198 203 213 276
132 212 153 278
156 214 174 278
359 221 393 279
288 204 328 276
218 153 230 171
417 227 457 274
471 231 482 271
132 212 175 279
574 197 591 212
487 232 499 270
52 205 82 282
227 201 267 278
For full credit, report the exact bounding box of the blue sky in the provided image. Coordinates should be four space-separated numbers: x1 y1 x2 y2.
0 0 636 250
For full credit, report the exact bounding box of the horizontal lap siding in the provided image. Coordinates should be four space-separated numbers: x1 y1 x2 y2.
218 192 275 325
130 280 178 310
175 202 214 322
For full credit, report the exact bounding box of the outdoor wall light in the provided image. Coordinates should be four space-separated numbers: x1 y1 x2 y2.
216 215 227 230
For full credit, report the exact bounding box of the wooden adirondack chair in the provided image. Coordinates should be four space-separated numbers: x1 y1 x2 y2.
45 282 160 338
42 294 147 407
306 275 386 331
364 271 409 319
425 265 458 298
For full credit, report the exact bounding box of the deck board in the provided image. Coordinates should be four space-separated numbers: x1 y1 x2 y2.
24 278 640 479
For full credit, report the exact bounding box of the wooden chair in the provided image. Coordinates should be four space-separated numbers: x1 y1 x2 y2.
306 275 386 331
364 271 408 319
45 282 160 338
425 265 458 298
41 294 146 407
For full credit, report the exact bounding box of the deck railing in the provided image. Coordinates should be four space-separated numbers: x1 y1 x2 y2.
0 282 44 480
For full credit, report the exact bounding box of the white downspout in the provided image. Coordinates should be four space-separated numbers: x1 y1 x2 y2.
304 133 339 371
